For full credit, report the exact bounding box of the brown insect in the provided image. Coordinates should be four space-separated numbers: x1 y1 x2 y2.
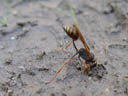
48 24 97 83
59 24 90 55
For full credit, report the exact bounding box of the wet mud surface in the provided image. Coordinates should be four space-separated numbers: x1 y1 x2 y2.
0 0 128 96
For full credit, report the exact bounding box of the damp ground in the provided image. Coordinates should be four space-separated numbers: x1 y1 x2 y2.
0 0 128 96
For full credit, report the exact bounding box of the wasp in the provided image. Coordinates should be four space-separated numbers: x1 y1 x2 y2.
59 24 90 55
48 24 97 83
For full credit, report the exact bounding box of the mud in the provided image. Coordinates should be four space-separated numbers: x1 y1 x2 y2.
0 0 128 96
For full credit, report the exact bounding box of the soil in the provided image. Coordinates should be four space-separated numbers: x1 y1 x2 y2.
0 0 128 96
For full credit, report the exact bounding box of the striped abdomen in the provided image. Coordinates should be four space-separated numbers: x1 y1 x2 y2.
63 26 79 40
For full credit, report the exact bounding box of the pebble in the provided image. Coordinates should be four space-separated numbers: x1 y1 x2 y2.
11 36 16 40
88 77 92 80
105 88 110 92
19 66 26 71
36 51 46 60
5 58 12 65
12 10 18 16
0 45 5 49
8 89 13 96
22 27 29 33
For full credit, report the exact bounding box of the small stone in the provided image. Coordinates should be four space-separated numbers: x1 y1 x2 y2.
122 37 128 42
19 66 26 71
8 89 13 96
51 93 55 96
105 88 110 92
62 93 67 96
27 21 38 26
8 49 14 53
104 61 108 65
36 51 46 60
5 58 12 65
36 88 42 94
22 27 29 33
16 22 26 27
37 67 49 72
17 73 21 79
11 36 15 40
12 10 18 16
88 77 92 80
26 70 36 76
0 29 8 36
0 45 5 49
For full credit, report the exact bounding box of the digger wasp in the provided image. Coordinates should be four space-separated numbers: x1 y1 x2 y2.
48 24 97 83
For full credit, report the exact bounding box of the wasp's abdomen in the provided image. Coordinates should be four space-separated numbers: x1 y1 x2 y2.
63 26 78 40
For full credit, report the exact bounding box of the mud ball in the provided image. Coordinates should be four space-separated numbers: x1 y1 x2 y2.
87 64 107 80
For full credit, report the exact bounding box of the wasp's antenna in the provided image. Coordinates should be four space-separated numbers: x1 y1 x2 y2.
65 1 78 24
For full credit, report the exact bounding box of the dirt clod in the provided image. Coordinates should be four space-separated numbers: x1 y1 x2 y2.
87 64 107 80
4 58 12 65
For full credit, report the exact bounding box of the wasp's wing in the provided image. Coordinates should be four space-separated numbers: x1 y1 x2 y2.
73 24 90 57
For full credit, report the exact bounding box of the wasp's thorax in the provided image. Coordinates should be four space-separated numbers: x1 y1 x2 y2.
78 48 97 67
63 25 79 40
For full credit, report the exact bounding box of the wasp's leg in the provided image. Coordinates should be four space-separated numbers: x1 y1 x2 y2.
47 52 78 83
77 55 88 72
77 55 86 69
56 40 73 52
64 40 73 49
81 60 91 74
